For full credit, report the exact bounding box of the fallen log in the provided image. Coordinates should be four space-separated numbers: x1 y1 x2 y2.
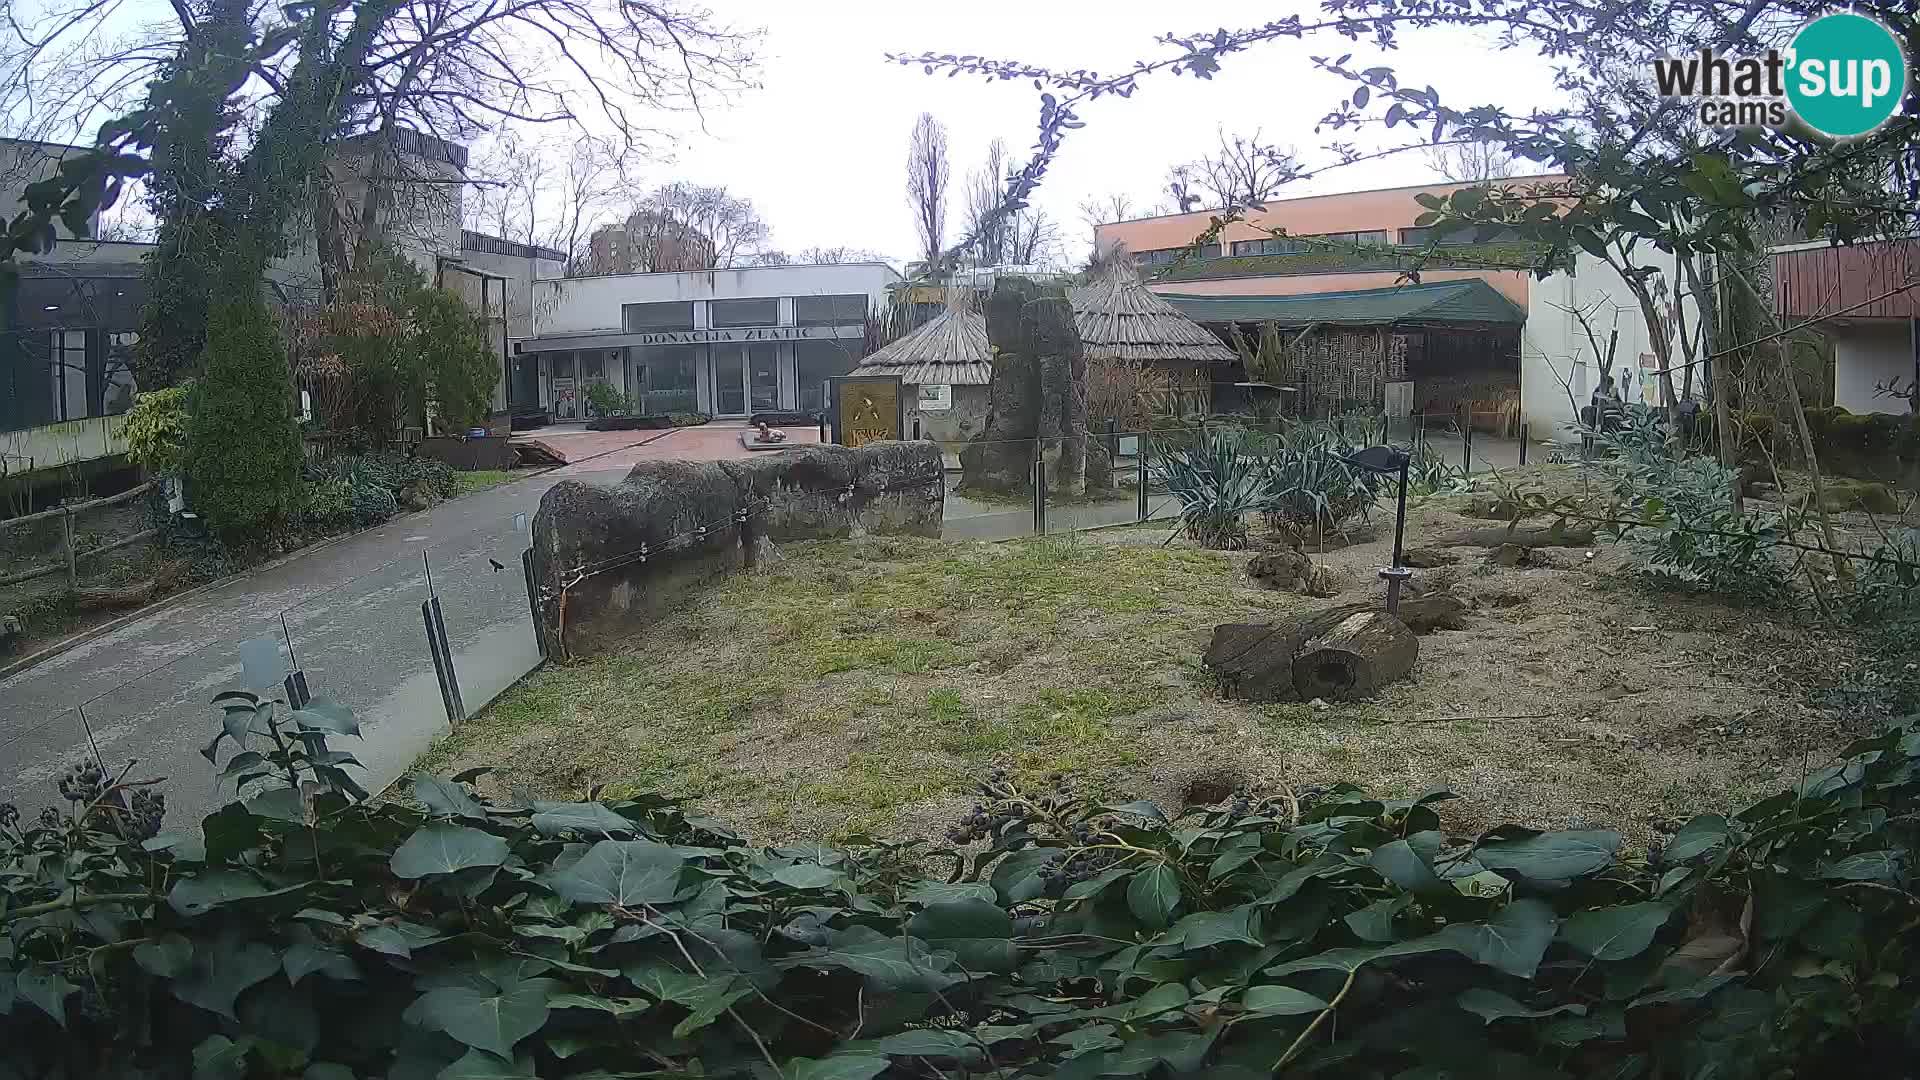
73 580 158 611
1292 610 1419 702
1439 521 1596 548
1205 604 1420 703
1395 594 1469 633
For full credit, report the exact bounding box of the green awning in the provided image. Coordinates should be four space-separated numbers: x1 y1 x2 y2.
1159 278 1526 328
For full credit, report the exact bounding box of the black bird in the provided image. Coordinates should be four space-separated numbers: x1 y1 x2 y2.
489 558 505 572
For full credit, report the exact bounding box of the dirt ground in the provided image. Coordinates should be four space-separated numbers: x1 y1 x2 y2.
422 462 1893 847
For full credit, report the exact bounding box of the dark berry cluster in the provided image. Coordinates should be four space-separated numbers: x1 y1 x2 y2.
0 802 17 830
58 760 108 803
120 788 166 841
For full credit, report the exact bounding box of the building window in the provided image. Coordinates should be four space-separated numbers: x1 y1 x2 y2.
1400 225 1520 247
709 297 779 328
622 302 693 332
794 294 868 326
794 339 864 414
631 344 699 415
1134 248 1186 268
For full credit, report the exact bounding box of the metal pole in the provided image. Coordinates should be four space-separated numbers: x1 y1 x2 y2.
1033 457 1047 535
912 415 922 440
1381 458 1412 615
1461 406 1473 475
1519 423 1529 466
1137 433 1149 522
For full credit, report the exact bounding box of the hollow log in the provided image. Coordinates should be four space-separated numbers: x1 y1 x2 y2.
1439 521 1596 548
1291 610 1419 702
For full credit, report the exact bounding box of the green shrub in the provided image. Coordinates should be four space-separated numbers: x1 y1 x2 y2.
8 692 1920 1077
1151 430 1273 548
184 300 303 535
122 382 194 474
585 381 629 418
412 286 500 431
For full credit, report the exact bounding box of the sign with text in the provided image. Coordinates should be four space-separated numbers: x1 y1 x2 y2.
829 375 904 448
916 384 952 412
632 325 854 346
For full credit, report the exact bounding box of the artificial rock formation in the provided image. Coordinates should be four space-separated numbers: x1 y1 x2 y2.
530 441 943 660
959 278 1112 497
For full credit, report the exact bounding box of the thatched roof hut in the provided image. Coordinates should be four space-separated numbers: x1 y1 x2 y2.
852 303 991 386
1068 259 1236 367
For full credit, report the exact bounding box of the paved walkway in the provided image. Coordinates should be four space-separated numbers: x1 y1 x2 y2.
0 424 1149 827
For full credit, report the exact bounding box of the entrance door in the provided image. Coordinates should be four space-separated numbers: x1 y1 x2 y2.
550 351 578 420
748 343 779 413
712 345 746 416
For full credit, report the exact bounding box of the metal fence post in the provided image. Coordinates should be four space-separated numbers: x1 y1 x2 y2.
1461 407 1473 475
1137 433 1149 522
1519 423 1529 466
521 548 546 659
1033 456 1047 535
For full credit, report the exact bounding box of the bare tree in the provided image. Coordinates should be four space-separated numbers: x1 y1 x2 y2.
1172 128 1302 210
591 182 769 272
1425 141 1518 183
542 137 619 272
964 137 1012 264
905 112 949 272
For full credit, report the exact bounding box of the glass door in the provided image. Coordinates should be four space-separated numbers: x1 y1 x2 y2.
712 344 746 416
748 344 779 413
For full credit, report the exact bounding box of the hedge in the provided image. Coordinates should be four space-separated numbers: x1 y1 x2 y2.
2 694 1918 1078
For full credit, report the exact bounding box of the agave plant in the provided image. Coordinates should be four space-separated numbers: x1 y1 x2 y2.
1261 422 1384 541
1150 430 1273 549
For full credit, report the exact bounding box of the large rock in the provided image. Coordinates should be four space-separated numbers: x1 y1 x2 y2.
531 441 943 659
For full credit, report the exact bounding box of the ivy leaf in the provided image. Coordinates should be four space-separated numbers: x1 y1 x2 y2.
1560 902 1672 961
285 943 361 986
173 938 280 1021
1818 850 1904 883
1159 906 1260 949
776 925 960 991
17 969 77 1026
1422 899 1559 978
413 775 488 820
403 979 557 1058
134 933 194 979
1369 839 1445 893
191 1034 254 1080
769 862 845 889
529 801 638 836
1457 987 1589 1023
669 977 753 1039
906 899 1019 973
990 846 1057 905
784 1056 889 1080
1475 830 1620 882
1241 984 1330 1016
904 881 996 905
546 994 651 1016
1126 864 1182 928
168 871 294 916
435 1049 538 1079
846 1029 983 1058
540 839 684 906
289 697 359 736
356 920 448 959
391 825 511 879
1664 816 1728 862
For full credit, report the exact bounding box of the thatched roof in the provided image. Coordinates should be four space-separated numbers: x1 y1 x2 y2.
853 305 992 385
1068 259 1236 367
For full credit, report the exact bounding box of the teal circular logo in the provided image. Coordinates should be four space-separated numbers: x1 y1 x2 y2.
1785 12 1907 139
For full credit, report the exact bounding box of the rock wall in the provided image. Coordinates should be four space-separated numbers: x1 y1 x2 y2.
530 441 944 660
960 278 1111 496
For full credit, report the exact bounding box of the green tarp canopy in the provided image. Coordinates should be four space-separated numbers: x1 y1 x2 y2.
1159 278 1526 328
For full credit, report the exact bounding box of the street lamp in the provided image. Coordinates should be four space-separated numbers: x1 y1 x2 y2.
1342 445 1413 614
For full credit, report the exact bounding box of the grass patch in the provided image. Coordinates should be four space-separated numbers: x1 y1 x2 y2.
454 469 517 496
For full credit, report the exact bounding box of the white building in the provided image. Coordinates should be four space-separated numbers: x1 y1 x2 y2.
518 263 902 420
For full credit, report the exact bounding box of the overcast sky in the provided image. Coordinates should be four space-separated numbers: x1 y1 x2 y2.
633 0 1570 265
